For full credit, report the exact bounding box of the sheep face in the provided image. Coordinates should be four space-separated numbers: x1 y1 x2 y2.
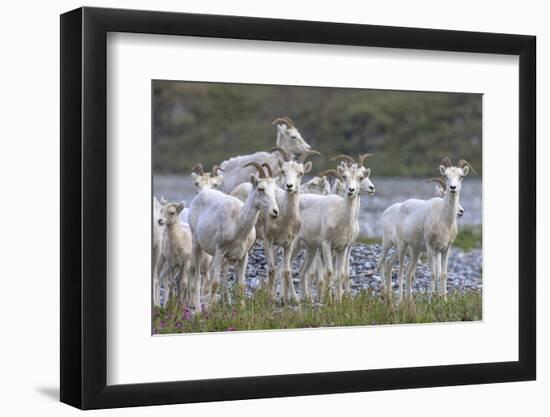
191 172 224 191
433 183 464 217
358 166 375 196
250 174 279 219
159 202 185 226
277 159 312 193
439 165 469 195
276 123 311 155
302 176 331 195
335 161 375 196
336 165 366 198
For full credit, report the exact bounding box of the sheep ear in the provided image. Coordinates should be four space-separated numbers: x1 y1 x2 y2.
277 159 283 169
250 174 259 187
303 161 312 173
439 165 446 176
363 167 371 178
176 202 185 213
191 172 198 182
160 196 167 205
462 166 470 176
336 165 344 174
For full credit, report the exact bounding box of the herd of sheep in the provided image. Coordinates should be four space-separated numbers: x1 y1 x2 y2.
153 117 474 311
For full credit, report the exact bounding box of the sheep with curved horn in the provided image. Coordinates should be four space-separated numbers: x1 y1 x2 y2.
290 161 374 302
377 158 472 302
218 117 312 193
230 150 319 303
188 161 279 309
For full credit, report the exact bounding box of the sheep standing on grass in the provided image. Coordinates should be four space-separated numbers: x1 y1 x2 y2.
262 148 320 302
378 177 465 298
158 201 192 307
294 156 374 302
218 117 312 193
378 158 474 301
189 162 279 309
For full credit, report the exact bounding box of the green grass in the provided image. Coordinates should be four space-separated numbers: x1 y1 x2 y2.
356 236 382 245
153 288 482 334
454 225 482 252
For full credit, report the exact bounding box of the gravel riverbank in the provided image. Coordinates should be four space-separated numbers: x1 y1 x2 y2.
242 243 482 297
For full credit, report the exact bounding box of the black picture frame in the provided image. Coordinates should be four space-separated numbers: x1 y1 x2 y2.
60 6 536 410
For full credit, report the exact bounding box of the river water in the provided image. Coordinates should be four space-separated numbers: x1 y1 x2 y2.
153 175 482 238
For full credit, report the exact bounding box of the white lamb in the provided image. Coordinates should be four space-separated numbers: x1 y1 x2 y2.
158 201 192 307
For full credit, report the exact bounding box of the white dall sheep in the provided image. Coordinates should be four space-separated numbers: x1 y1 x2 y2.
378 176 465 299
189 162 279 309
180 163 224 224
219 117 311 193
378 158 474 301
158 201 193 307
301 175 331 195
261 148 320 302
295 157 374 302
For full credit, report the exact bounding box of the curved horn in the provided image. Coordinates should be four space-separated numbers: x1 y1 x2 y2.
270 146 291 161
358 153 374 166
283 117 294 127
458 159 477 174
191 163 204 175
261 163 273 178
299 150 321 163
272 117 292 128
319 169 344 182
211 164 224 176
426 177 447 190
440 157 452 168
329 154 356 165
243 162 266 178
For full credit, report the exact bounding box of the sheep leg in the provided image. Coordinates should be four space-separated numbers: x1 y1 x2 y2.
297 247 316 303
437 249 446 299
382 252 397 300
208 250 224 306
320 243 334 302
152 246 163 307
234 253 248 306
377 239 392 293
343 246 352 297
440 247 451 300
264 239 276 300
221 261 231 305
282 242 299 303
333 251 346 303
427 248 437 302
313 253 324 302
396 242 407 302
404 251 420 300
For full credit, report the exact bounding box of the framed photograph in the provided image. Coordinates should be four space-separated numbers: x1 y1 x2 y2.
60 6 536 409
